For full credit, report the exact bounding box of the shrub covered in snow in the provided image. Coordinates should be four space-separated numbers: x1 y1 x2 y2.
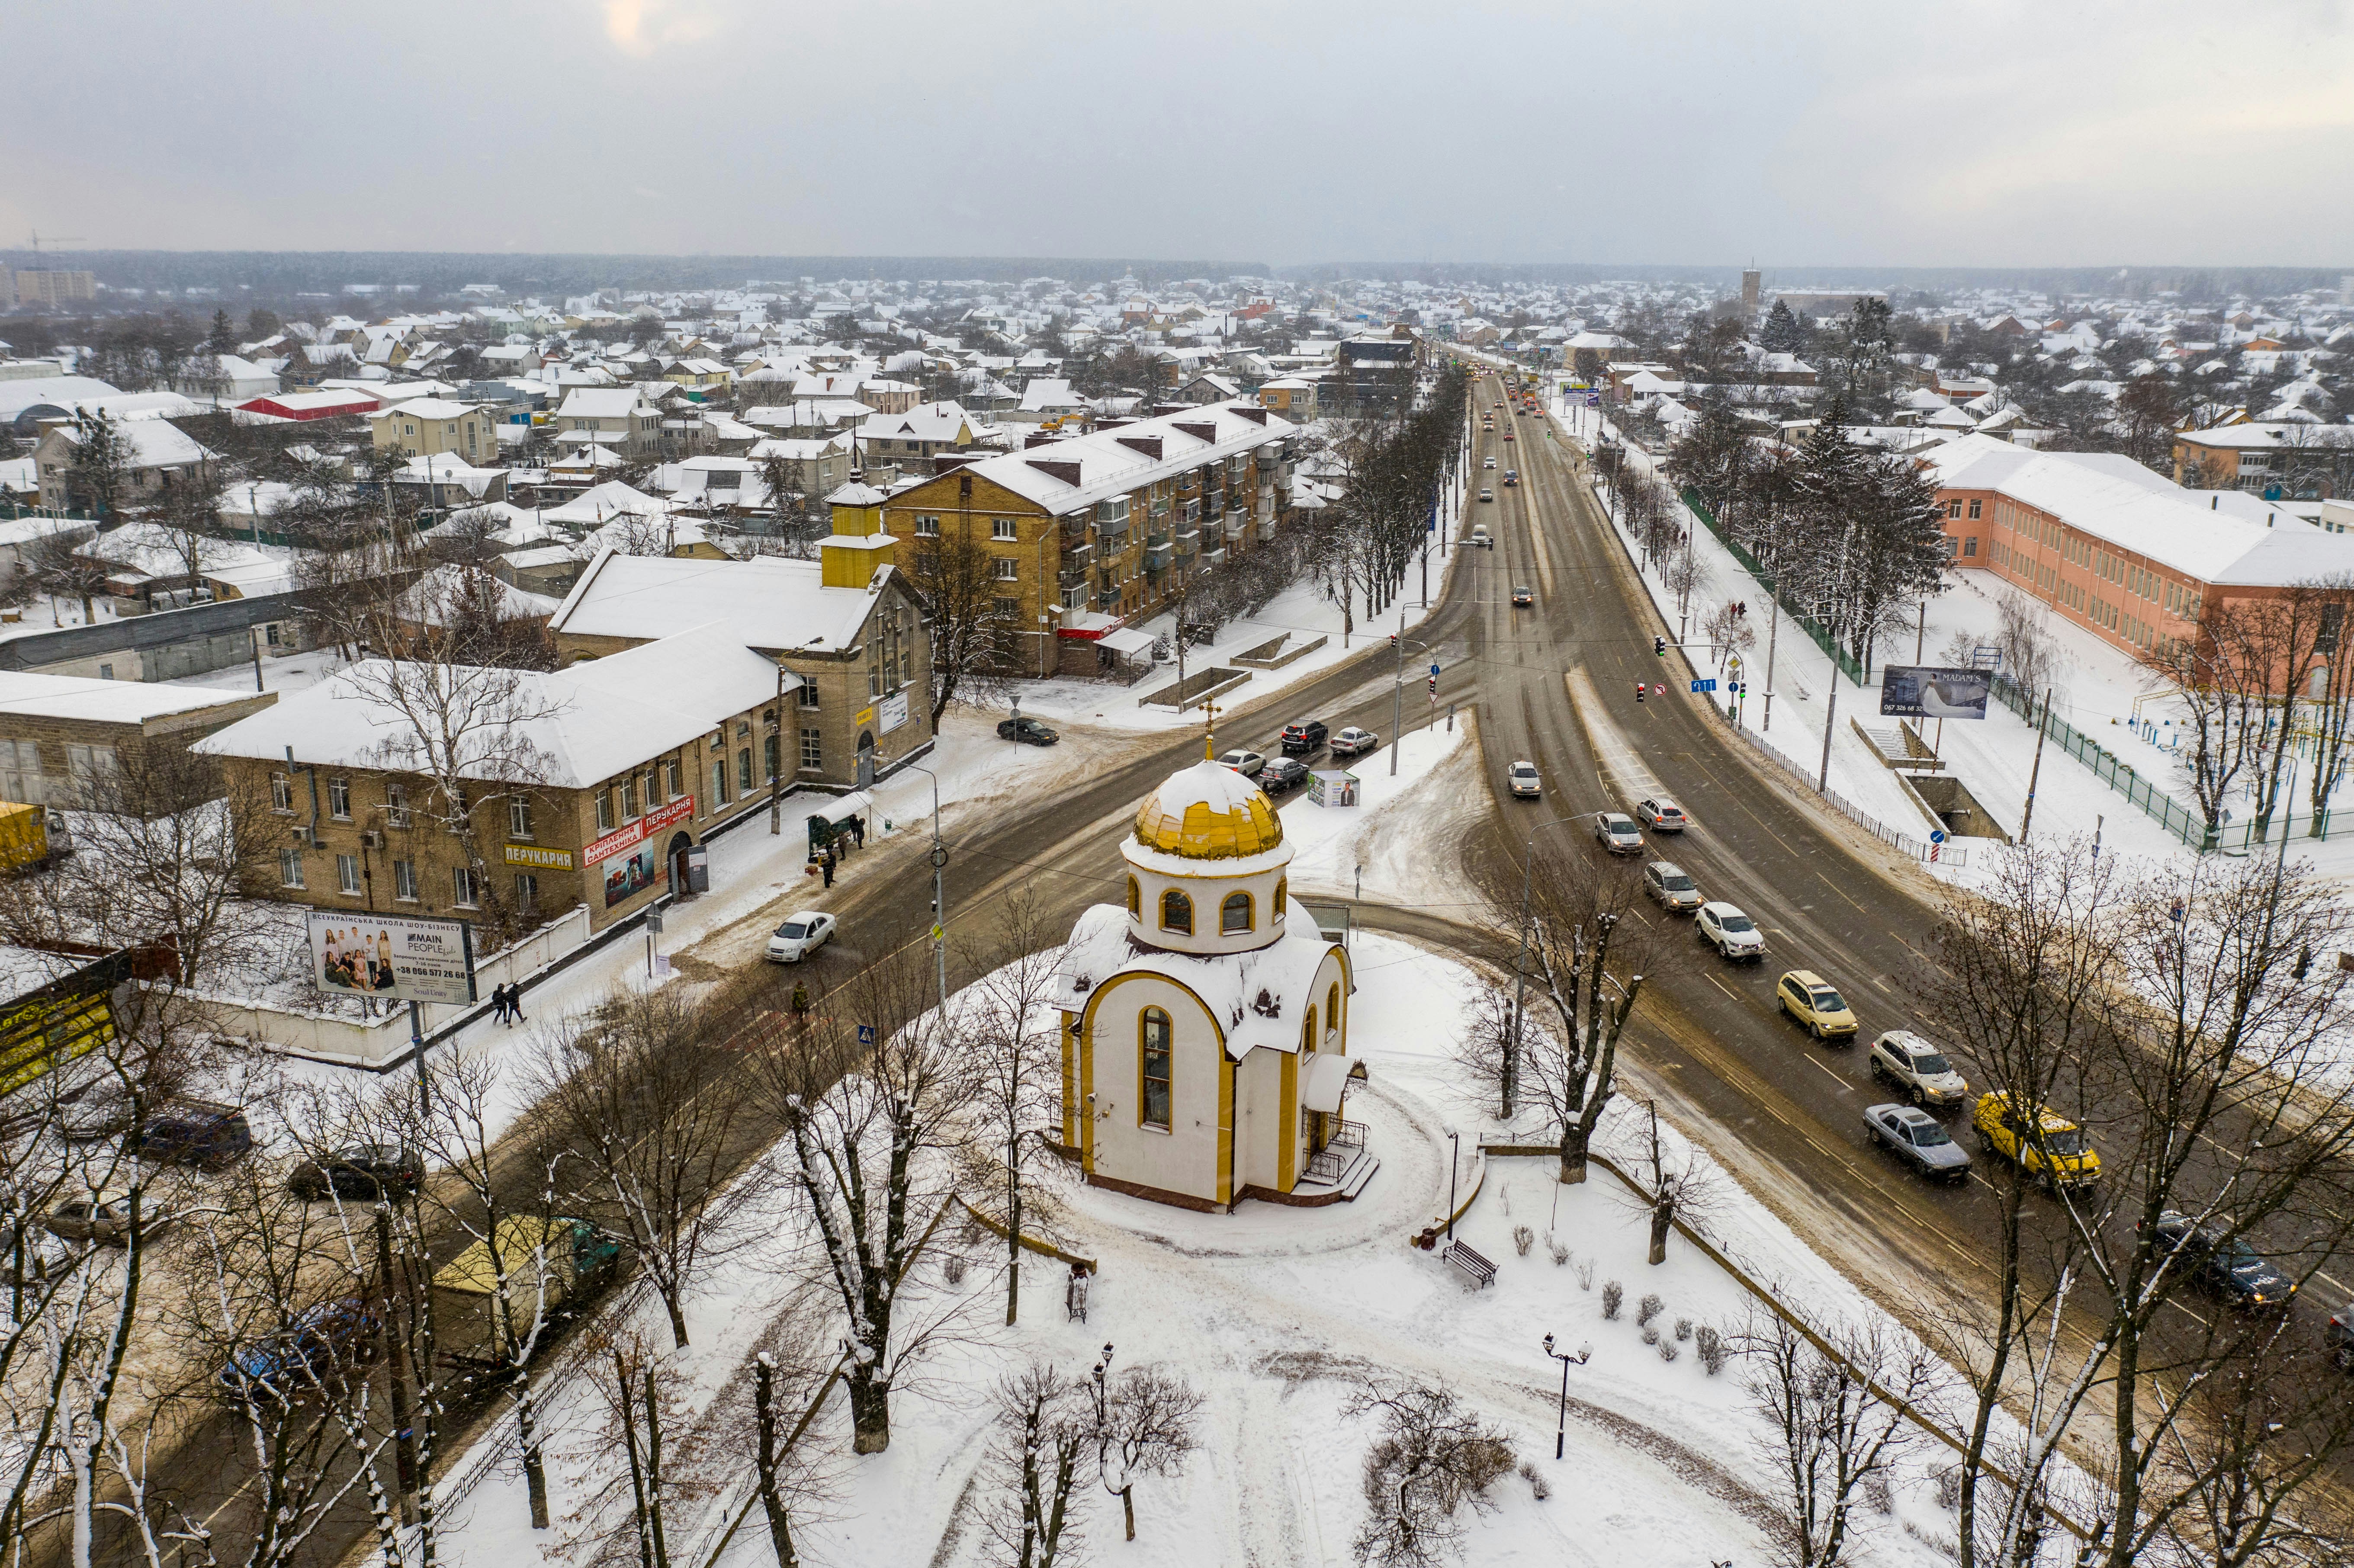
1602 1281 1623 1319
1636 1292 1664 1328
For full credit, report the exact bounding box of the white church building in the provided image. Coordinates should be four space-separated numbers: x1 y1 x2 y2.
1055 756 1368 1212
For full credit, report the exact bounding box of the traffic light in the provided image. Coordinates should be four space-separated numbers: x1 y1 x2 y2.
1634 683 1645 703
1653 636 1667 657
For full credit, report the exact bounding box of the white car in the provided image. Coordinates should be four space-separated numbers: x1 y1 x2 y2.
1869 1030 1970 1109
1634 796 1688 832
1592 812 1643 853
1696 901 1763 960
1483 455 1497 469
1507 761 1542 798
1216 749 1266 777
1329 726 1380 758
766 911 836 963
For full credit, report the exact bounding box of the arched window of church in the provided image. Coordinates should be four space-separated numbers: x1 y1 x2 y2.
1140 1008 1172 1128
1327 982 1342 1041
1127 875 1140 917
1273 877 1287 919
1302 1004 1318 1055
1160 889 1192 935
1221 891 1253 934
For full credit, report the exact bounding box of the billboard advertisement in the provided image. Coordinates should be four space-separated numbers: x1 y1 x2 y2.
306 912 476 1006
1879 665 1991 720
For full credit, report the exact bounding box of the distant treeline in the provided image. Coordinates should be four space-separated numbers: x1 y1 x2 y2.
1278 261 2354 298
0 252 1275 299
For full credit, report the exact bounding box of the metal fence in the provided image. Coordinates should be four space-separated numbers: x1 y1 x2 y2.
1677 487 1865 685
1719 716 1969 868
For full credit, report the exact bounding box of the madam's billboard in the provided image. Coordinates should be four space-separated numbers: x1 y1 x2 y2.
306 912 476 1007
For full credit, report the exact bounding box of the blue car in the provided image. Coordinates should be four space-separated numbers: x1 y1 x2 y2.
218 1298 379 1402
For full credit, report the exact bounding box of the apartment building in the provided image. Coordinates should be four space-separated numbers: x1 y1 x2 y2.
193 627 794 937
556 388 663 457
1929 433 2354 668
879 400 1297 677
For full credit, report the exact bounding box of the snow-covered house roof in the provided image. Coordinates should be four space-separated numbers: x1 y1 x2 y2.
1925 433 2354 586
192 625 797 788
938 400 1286 516
541 481 670 526
1051 901 1341 1061
547 546 890 653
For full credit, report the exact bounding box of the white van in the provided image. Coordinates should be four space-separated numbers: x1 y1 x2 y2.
1468 523 1492 548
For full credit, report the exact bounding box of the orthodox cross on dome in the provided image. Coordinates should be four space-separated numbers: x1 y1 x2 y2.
1201 695 1220 760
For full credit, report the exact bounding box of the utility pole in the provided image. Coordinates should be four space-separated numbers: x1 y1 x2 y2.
2019 686 2052 842
1818 680 1839 795
909 764 947 1013
1391 604 1404 778
768 659 786 834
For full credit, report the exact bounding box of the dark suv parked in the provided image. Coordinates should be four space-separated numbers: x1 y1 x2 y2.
1279 719 1330 755
128 1100 253 1170
1259 757 1311 795
288 1144 425 1201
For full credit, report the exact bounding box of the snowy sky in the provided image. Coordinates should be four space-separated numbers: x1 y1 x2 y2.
7 0 2353 267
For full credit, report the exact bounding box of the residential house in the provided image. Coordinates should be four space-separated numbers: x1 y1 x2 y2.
1256 377 1319 422
33 419 220 516
2172 423 2354 498
0 671 276 812
855 401 981 475
368 399 499 465
555 388 663 457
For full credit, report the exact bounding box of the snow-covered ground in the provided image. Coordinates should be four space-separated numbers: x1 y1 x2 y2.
1557 400 2354 891
1016 478 1471 735
174 641 353 696
412 933 2004 1568
1279 709 1489 917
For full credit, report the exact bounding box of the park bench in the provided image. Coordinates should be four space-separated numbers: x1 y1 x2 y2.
1442 1239 1496 1289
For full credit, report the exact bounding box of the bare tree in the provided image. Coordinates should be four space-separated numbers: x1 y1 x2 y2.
25 527 111 625
530 988 761 1350
984 1362 1089 1568
908 523 1017 721
748 956 971 1453
1515 861 1653 1183
961 888 1065 1326
1089 1356 1201 1542
1744 1310 1933 1568
1346 1374 1516 1568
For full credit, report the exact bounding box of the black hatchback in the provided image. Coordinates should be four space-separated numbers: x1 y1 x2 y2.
1279 719 1329 755
997 716 1059 747
289 1144 425 1201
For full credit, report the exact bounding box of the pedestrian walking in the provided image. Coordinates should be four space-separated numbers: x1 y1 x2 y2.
488 983 509 1025
508 985 527 1026
821 850 835 889
848 814 864 849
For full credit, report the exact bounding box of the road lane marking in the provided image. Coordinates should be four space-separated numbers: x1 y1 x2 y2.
1816 871 1869 914
1706 973 1741 1003
1804 1056 1856 1094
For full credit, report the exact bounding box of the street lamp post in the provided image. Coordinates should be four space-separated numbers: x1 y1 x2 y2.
1542 1334 1593 1460
905 762 948 1013
1445 1129 1461 1239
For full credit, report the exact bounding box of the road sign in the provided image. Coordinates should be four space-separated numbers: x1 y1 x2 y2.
1929 829 1947 844
1429 662 1442 677
1689 679 1718 694
1586 394 1600 408
857 1023 877 1045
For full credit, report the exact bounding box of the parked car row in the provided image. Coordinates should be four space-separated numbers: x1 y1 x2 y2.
1217 721 1381 785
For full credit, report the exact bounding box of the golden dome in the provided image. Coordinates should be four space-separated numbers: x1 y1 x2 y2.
1133 760 1285 859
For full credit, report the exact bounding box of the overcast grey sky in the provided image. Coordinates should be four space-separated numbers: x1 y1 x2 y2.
7 0 2352 267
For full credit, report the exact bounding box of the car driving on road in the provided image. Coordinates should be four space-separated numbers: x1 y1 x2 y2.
997 716 1059 746
1468 524 1492 547
1483 456 1497 469
1641 861 1702 912
1696 901 1763 960
1258 757 1310 795
43 1190 177 1246
1633 797 1687 832
1507 761 1542 798
1868 1031 1969 1110
1776 969 1859 1040
1511 585 1534 606
1864 1104 1972 1183
1216 749 1266 777
1330 726 1379 758
1503 470 1518 487
1478 488 1494 503
2148 1212 2296 1310
1592 812 1644 853
766 911 836 964
1279 719 1329 754
1972 1092 2100 1188
289 1144 425 1201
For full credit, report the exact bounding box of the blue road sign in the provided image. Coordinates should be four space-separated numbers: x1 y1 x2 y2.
1429 662 1442 677
1689 679 1718 694
857 1023 877 1045
1929 829 1947 844
1585 394 1600 408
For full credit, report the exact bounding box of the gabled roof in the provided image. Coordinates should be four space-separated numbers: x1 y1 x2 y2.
548 547 890 654
193 625 796 789
928 399 1282 515
558 387 652 419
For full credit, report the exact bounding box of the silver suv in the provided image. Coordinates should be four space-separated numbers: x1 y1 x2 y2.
1641 861 1702 912
1868 1030 1969 1109
1592 812 1643 854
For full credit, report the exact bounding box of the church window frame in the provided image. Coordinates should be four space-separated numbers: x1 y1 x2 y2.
1327 982 1342 1046
1139 1007 1173 1129
1302 1004 1318 1056
1160 888 1193 936
1126 875 1140 917
1273 876 1287 920
1220 891 1253 935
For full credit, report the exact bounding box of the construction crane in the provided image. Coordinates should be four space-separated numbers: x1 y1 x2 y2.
24 230 88 254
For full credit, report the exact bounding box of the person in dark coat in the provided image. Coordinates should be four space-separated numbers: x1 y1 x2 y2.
848 814 864 848
821 848 835 888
